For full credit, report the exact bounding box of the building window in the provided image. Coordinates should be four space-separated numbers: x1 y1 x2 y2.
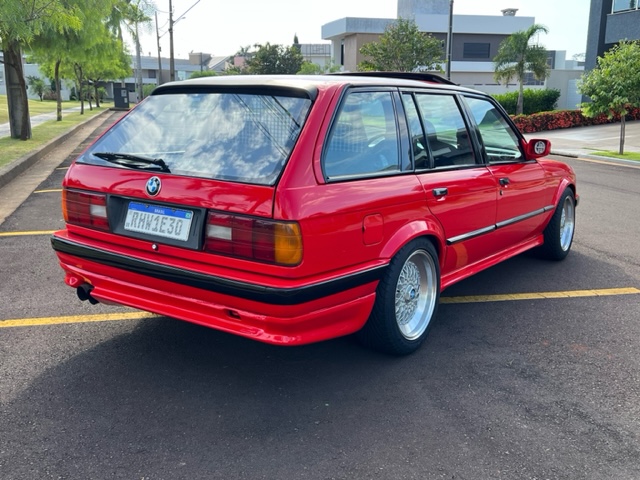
463 43 491 59
613 0 638 12
523 72 545 86
148 70 156 79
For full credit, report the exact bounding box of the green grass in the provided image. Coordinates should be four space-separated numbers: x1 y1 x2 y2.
0 95 84 124
593 151 640 162
0 107 107 169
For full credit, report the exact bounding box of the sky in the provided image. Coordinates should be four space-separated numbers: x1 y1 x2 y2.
137 0 590 62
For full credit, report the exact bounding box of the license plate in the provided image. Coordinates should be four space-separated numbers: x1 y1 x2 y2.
124 202 193 242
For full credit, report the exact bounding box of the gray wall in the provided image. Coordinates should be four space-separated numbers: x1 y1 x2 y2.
605 8 640 43
451 34 510 62
585 0 640 71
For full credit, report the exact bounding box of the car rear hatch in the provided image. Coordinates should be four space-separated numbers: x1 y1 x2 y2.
59 81 315 269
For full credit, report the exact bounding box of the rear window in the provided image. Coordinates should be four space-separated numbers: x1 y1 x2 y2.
77 92 312 185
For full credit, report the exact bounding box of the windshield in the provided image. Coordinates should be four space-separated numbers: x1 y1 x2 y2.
77 92 312 185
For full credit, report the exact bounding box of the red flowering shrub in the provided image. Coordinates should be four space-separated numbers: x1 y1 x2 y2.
511 107 640 133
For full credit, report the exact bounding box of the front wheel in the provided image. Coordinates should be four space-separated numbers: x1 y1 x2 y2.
538 188 576 260
357 239 440 355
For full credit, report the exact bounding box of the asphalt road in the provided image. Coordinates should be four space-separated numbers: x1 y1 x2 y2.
1 121 639 479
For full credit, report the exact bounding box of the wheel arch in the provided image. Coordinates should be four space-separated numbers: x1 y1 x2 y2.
379 219 446 267
554 180 578 208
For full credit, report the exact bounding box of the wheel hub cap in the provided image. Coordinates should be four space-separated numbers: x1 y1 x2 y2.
396 262 421 326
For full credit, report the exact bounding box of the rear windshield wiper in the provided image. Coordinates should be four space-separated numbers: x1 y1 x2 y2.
92 152 171 173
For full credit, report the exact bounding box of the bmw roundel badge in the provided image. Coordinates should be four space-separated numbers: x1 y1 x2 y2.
146 176 161 196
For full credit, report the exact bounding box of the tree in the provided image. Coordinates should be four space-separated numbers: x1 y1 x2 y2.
190 71 219 79
297 61 341 75
0 0 81 139
493 24 549 115
579 40 640 154
31 0 129 117
106 0 154 100
142 83 157 98
27 76 48 101
245 43 304 75
84 37 131 108
358 18 443 72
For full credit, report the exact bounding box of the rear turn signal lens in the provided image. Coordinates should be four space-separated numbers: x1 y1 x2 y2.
205 212 302 266
274 222 303 265
62 189 109 231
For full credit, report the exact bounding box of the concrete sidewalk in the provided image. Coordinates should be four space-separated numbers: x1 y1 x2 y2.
0 107 82 139
525 120 640 162
0 109 120 190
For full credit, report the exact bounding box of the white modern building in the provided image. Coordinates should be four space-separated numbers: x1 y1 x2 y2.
322 0 537 91
0 53 72 100
321 0 584 108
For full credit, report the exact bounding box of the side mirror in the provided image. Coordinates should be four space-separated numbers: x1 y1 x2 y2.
522 139 551 159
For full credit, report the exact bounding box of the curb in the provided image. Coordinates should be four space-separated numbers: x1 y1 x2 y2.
551 149 640 167
0 109 112 190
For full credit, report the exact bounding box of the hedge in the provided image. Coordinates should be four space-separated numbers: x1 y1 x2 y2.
493 89 561 115
511 107 640 133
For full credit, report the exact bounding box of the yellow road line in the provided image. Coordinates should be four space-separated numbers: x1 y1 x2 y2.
34 188 62 193
1 288 638 329
0 312 158 328
441 287 640 304
0 230 56 237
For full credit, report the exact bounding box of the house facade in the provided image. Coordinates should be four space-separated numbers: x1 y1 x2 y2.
321 0 535 90
585 0 640 71
321 0 585 108
0 53 72 100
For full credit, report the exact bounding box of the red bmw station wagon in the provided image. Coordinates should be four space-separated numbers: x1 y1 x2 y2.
51 74 577 355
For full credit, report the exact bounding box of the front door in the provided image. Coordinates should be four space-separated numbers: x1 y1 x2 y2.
403 92 499 278
464 96 552 247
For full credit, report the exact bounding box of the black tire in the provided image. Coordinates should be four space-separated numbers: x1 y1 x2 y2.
357 238 440 355
538 188 576 260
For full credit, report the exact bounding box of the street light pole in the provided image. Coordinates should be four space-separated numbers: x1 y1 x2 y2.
446 0 454 80
169 0 175 82
155 12 163 85
135 22 143 101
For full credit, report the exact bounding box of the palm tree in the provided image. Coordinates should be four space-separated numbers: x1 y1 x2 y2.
494 24 549 115
106 0 154 100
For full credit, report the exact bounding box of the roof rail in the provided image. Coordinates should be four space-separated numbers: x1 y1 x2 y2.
329 71 457 86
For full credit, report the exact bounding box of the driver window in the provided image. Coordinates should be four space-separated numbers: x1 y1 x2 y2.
465 97 523 163
324 91 400 179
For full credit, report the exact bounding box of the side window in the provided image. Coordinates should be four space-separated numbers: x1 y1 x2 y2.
465 97 523 163
402 93 429 170
324 91 400 179
414 94 477 168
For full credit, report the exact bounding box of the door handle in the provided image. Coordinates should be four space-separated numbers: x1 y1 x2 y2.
433 187 448 197
499 177 510 186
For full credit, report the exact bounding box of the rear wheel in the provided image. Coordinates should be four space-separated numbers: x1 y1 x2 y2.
357 239 440 355
538 188 575 260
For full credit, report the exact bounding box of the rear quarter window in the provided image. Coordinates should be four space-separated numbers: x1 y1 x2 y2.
323 91 401 179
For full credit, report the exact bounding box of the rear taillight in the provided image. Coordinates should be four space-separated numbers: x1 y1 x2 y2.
205 212 302 266
62 189 109 231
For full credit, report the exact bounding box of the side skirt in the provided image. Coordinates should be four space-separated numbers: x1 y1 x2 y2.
440 234 544 291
